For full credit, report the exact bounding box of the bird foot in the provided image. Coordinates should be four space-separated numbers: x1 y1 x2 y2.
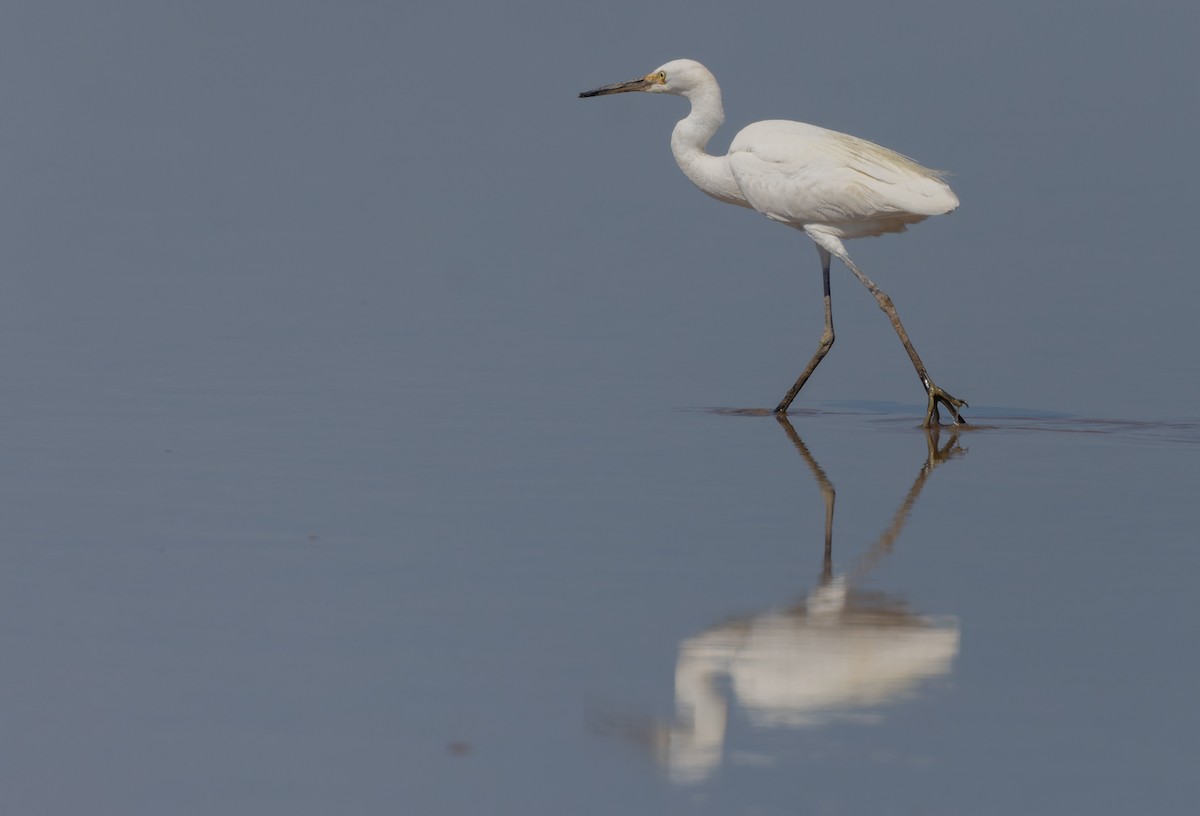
924 384 968 428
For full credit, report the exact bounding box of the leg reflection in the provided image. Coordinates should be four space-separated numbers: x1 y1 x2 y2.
660 419 965 783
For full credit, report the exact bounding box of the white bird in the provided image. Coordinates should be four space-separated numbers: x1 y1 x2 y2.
580 59 967 426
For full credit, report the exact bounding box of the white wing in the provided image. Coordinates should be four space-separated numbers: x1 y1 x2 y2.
727 120 959 238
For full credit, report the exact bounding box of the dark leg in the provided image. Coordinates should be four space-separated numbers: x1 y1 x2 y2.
774 247 835 414
838 252 967 427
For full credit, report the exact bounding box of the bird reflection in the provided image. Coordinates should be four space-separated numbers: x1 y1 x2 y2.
661 417 963 783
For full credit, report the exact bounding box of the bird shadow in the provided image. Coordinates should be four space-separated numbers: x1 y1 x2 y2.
691 403 1200 444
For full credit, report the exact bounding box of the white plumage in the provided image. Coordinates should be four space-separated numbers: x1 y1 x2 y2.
729 120 959 238
581 59 967 426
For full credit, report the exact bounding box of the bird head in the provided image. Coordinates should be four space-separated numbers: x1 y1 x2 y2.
579 59 713 99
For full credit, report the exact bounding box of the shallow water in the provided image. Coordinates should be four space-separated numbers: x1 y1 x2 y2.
3 391 1197 815
4 2 1200 812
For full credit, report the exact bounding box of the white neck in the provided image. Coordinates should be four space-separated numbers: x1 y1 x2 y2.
669 84 748 208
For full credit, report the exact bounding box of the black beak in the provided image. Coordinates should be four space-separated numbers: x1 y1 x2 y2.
579 78 654 98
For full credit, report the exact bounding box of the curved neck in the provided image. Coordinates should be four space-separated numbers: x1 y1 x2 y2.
670 83 724 155
669 85 747 207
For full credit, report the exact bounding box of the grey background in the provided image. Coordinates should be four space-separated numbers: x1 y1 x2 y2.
6 0 1198 420
2 1 1198 814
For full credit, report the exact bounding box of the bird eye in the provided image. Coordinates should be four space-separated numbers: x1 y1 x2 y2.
658 71 667 82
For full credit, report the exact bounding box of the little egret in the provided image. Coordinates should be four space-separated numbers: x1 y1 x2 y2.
580 59 967 426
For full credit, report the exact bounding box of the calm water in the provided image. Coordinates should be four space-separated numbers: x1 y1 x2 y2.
4 2 1200 813
2 376 1197 814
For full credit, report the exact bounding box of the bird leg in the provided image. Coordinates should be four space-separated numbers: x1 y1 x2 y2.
774 249 835 414
839 253 968 428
